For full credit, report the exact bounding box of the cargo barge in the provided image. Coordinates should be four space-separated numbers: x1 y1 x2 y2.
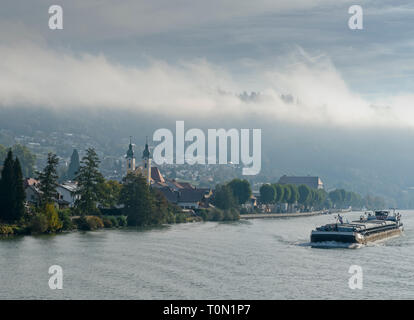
310 210 403 244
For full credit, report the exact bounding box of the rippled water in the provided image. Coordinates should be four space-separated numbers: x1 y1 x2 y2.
1 211 413 299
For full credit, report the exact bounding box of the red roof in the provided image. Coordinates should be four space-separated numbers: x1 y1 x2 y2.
151 167 165 183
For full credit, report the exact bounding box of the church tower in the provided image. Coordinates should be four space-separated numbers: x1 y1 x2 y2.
142 137 152 185
126 137 135 174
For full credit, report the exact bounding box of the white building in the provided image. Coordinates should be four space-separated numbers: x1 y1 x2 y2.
56 182 79 208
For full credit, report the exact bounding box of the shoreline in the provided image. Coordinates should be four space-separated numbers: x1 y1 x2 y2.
240 209 352 220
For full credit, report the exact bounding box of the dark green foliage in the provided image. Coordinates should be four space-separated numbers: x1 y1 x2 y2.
12 158 26 221
30 214 48 234
37 153 59 205
273 184 284 203
227 179 252 205
260 184 276 204
120 173 154 226
98 180 122 208
74 216 104 231
74 148 105 216
282 185 291 203
213 184 237 210
287 185 299 204
0 150 26 223
116 215 127 227
58 209 74 230
298 184 311 206
198 207 239 222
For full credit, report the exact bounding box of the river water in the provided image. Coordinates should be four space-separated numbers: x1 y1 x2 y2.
1 211 413 299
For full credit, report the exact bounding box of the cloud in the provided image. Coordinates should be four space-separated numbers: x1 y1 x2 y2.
0 0 354 39
0 37 414 129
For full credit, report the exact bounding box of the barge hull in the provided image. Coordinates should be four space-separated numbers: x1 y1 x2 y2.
311 227 403 244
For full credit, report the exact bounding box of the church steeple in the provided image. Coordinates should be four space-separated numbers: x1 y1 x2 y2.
142 136 151 159
126 136 136 174
142 136 152 185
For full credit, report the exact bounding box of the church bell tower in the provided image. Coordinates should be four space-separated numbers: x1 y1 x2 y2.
126 137 135 174
142 137 151 185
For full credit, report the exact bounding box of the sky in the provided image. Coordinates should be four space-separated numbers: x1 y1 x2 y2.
1 0 414 130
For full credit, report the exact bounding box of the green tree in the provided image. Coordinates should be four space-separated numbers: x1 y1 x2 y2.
37 153 59 205
273 184 284 203
213 184 237 210
329 189 343 208
0 151 16 222
282 185 291 203
0 150 26 222
66 149 80 181
119 172 154 226
287 184 299 212
298 185 311 208
227 179 252 205
44 203 63 232
12 158 26 221
74 148 104 216
98 180 122 208
260 184 276 205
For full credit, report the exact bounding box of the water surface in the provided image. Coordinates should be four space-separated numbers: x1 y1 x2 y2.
1 211 413 299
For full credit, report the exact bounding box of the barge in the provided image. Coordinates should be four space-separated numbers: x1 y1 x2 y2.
310 210 403 244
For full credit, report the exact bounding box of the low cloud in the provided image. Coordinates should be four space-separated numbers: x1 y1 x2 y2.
0 38 413 129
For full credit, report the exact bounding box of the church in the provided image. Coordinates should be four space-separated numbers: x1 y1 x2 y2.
125 137 165 185
125 138 212 210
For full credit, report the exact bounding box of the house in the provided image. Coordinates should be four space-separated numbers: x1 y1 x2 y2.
278 175 324 189
157 186 212 210
24 178 41 205
56 182 79 208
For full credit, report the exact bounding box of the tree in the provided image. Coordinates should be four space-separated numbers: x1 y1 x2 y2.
329 189 343 208
12 158 26 221
298 185 311 207
66 149 80 181
287 184 299 212
98 180 122 208
260 184 276 205
119 172 154 226
273 184 284 203
0 150 26 222
74 148 104 216
44 203 63 232
227 179 252 205
0 150 15 222
37 153 59 206
213 184 237 210
282 185 291 203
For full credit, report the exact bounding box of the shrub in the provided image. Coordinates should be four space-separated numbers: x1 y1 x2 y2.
0 224 14 236
102 217 113 228
86 216 104 230
44 203 63 232
58 209 74 231
116 216 127 227
30 214 48 234
74 216 104 231
210 208 224 221
74 216 89 230
108 216 119 228
175 212 187 223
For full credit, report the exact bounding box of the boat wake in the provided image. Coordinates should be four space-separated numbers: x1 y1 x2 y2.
305 241 363 249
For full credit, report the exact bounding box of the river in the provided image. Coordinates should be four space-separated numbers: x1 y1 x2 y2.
1 211 413 299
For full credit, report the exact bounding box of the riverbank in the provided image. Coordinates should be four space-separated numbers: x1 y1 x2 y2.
240 208 352 219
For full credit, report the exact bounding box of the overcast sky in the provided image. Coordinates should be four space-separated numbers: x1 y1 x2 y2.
1 0 414 129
